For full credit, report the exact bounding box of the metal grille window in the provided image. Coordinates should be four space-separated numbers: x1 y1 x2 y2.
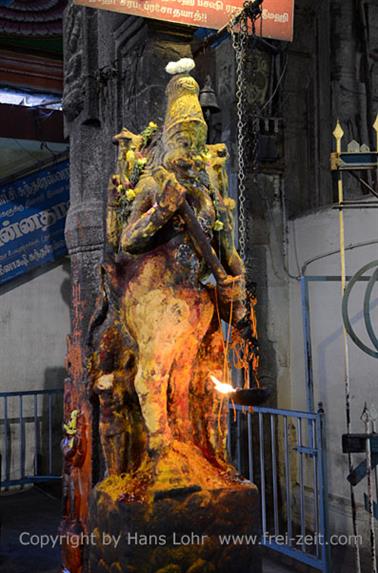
0 389 63 488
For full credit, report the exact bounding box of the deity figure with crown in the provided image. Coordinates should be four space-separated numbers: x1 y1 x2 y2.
76 58 261 573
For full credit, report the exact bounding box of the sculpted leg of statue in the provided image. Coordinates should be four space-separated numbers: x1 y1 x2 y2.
125 279 214 453
189 321 229 465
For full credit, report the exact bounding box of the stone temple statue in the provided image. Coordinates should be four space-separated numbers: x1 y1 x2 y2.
63 58 261 573
87 57 248 496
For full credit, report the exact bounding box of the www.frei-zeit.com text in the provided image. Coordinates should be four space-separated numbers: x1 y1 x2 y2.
19 531 363 549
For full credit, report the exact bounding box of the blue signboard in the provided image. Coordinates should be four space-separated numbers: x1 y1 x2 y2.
0 158 69 286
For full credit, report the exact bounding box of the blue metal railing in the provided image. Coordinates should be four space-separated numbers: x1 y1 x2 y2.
1 389 329 570
0 389 64 488
229 403 330 573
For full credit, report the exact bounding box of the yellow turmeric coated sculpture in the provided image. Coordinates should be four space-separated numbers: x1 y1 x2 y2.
88 59 248 500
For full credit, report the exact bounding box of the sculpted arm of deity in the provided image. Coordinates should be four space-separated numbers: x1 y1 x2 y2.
209 144 244 277
205 143 247 325
119 168 186 253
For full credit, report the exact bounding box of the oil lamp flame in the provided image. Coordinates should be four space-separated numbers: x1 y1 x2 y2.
210 375 236 395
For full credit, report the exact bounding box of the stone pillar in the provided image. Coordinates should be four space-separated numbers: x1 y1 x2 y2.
61 4 106 571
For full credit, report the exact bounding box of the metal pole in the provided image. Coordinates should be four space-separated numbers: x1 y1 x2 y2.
297 418 306 552
236 409 242 472
4 396 9 483
370 407 378 518
271 414 279 536
248 411 254 482
334 120 361 573
312 418 320 559
19 395 25 480
48 393 52 475
361 404 377 573
366 433 377 573
227 408 232 459
300 276 315 413
317 403 331 573
34 393 39 476
259 412 267 535
284 415 293 544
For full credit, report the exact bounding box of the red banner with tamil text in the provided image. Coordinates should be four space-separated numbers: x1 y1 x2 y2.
74 0 294 41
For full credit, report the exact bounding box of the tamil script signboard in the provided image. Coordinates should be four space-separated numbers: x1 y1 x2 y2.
0 158 69 287
74 0 294 41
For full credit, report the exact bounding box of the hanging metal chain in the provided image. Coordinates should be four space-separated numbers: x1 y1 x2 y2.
229 2 263 391
230 9 248 261
229 1 262 264
249 15 260 192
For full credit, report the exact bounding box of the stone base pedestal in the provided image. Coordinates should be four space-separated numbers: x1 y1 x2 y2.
88 483 262 573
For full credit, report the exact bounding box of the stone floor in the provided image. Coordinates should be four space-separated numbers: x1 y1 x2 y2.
262 559 292 573
0 487 294 573
0 486 61 573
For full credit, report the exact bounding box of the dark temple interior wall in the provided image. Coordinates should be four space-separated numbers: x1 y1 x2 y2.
284 0 378 215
